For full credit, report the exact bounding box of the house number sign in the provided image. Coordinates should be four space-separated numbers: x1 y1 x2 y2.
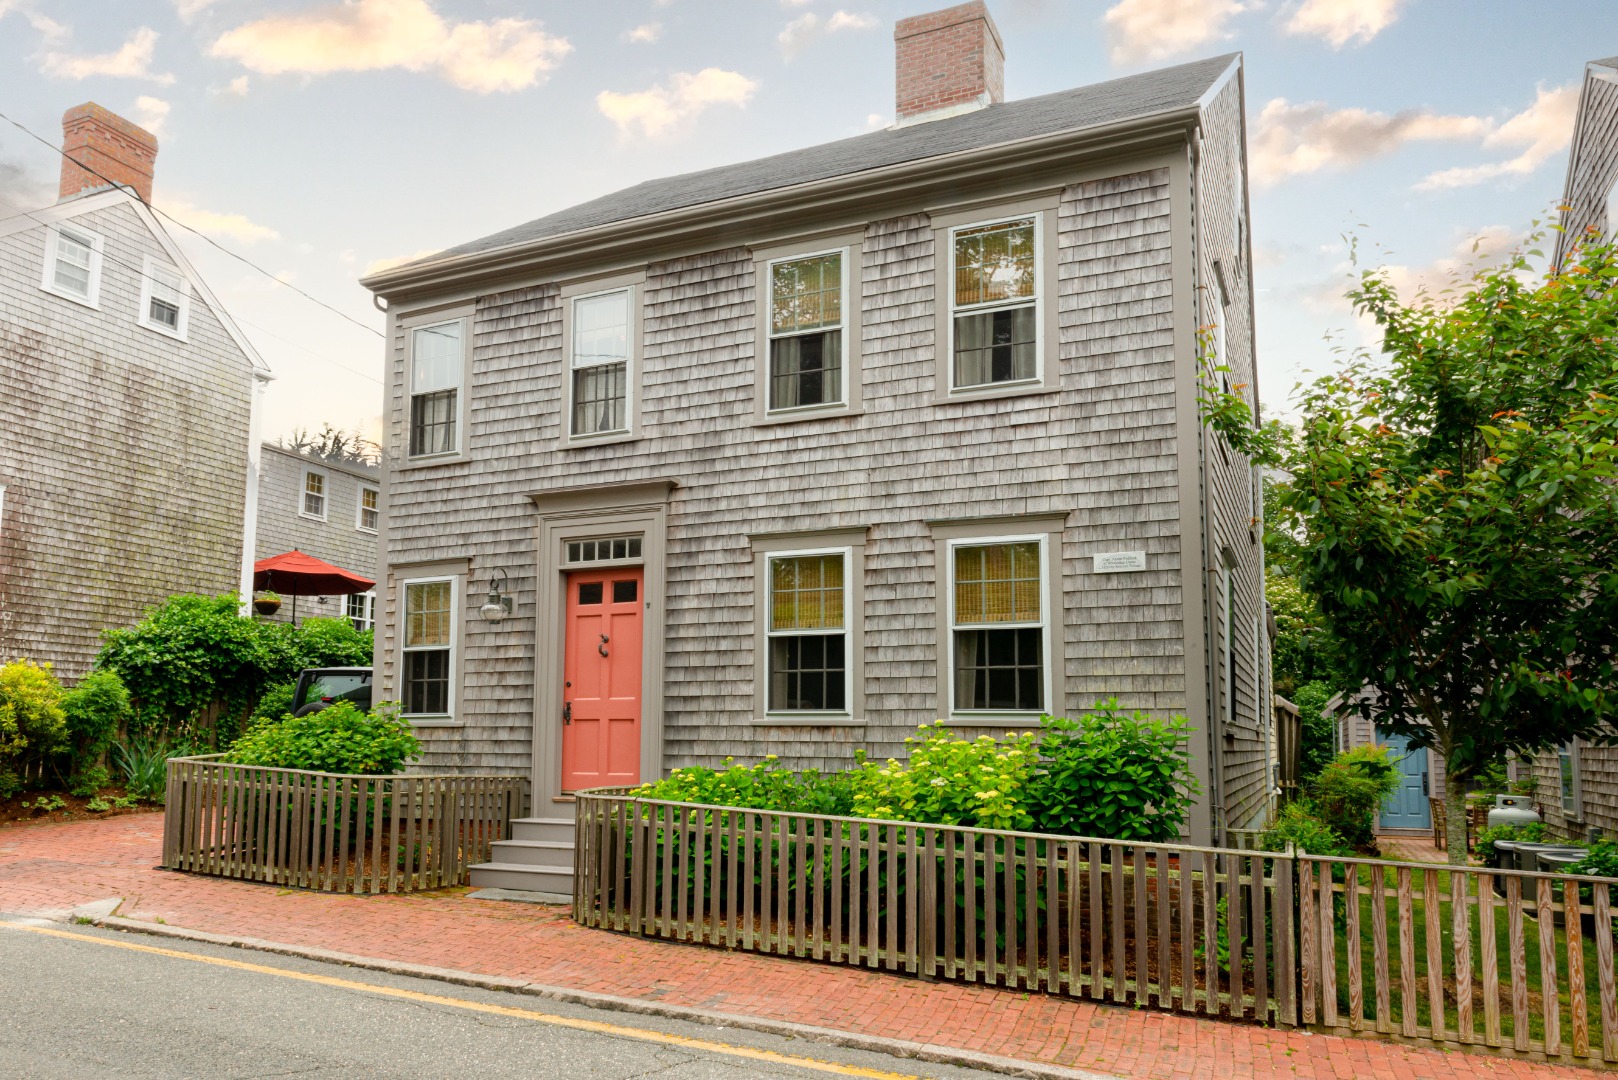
1093 551 1147 573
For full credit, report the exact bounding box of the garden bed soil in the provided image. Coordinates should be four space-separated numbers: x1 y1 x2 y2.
0 788 155 829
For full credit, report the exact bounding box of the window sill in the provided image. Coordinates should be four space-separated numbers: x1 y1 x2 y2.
356 526 379 536
406 717 463 729
562 431 639 450
946 712 1046 728
397 451 471 471
40 282 99 310
753 405 862 427
938 381 1058 406
752 714 865 727
298 511 328 523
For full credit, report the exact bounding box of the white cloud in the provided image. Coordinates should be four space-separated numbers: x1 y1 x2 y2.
626 22 661 43
1250 97 1490 187
173 0 218 20
1417 84 1579 190
1102 0 1246 66
0 1 68 45
364 248 442 276
1377 225 1524 303
39 26 176 84
132 95 170 136
158 196 280 244
1283 0 1405 47
212 75 250 96
778 10 878 57
865 112 885 129
597 68 758 139
210 0 572 94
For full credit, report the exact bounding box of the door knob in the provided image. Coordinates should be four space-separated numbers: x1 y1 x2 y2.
562 701 572 725
598 633 609 657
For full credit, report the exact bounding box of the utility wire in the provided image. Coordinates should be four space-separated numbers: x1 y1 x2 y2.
0 192 383 386
0 105 384 340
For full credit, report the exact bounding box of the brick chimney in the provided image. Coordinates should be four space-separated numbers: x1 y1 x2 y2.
58 103 158 204
894 2 1004 125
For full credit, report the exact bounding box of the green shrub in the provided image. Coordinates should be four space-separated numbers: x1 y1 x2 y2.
1309 744 1400 850
249 680 299 727
222 701 418 775
1260 800 1352 856
1475 820 1549 864
1029 702 1198 842
848 723 1038 831
1567 838 1618 880
61 669 130 793
0 659 67 794
1292 682 1339 782
111 735 171 802
634 756 853 816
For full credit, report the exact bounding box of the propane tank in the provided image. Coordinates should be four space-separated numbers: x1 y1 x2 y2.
1487 793 1541 829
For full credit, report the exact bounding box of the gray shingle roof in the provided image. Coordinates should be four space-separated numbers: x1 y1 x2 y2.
428 53 1236 264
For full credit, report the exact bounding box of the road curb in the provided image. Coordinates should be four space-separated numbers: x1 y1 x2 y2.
85 913 1121 1080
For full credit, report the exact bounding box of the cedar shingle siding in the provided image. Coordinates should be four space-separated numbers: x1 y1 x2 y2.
1556 58 1618 267
254 445 379 622
0 196 255 676
370 56 1267 841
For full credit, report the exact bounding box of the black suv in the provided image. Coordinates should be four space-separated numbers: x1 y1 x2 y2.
290 667 373 716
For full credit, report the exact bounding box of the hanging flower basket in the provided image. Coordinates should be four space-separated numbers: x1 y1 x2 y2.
253 592 282 616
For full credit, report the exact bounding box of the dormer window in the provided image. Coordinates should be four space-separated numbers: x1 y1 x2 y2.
41 225 103 307
139 257 190 339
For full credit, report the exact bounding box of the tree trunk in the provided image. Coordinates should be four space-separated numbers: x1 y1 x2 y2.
1444 763 1469 867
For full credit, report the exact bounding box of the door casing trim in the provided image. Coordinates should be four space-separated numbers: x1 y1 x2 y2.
531 485 672 807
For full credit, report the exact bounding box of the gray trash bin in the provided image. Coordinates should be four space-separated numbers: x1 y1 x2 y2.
1517 844 1587 909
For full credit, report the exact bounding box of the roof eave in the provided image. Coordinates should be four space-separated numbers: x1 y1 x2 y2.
361 104 1203 302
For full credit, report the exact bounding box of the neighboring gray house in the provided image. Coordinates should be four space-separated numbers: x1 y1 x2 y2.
254 443 381 628
361 2 1269 885
1554 54 1618 269
0 103 269 677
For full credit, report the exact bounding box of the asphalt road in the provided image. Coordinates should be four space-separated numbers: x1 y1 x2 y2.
0 916 1015 1080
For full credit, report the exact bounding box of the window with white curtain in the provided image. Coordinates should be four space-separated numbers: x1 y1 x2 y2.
570 289 632 437
409 320 463 457
949 217 1038 391
767 251 845 412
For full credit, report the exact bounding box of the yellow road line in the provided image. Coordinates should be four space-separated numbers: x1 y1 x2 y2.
1 923 924 1079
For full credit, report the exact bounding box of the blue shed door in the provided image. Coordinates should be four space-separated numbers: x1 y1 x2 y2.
1378 731 1431 830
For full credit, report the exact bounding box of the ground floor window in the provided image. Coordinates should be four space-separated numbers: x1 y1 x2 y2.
949 538 1046 714
402 577 455 717
766 550 849 714
347 590 375 632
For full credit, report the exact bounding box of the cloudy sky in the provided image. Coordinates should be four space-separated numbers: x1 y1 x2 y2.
0 0 1612 442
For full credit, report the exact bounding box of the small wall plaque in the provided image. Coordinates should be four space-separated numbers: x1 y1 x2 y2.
1093 550 1147 573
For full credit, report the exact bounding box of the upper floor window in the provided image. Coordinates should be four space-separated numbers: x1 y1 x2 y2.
767 251 845 413
42 225 103 307
409 320 463 457
949 217 1038 391
570 288 633 438
301 468 327 520
948 537 1047 715
139 257 190 338
357 484 380 533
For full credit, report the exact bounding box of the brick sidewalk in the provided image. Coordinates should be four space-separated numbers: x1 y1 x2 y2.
0 814 1589 1079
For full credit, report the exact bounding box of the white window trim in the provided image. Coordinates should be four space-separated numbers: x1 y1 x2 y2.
944 532 1053 722
356 482 380 534
762 247 852 418
137 254 191 341
944 211 1046 398
763 545 855 723
564 283 640 446
299 465 329 522
400 574 458 724
403 313 471 463
40 223 104 309
347 590 376 631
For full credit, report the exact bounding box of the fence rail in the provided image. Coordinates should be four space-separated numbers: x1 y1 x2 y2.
575 791 1618 1067
163 755 524 894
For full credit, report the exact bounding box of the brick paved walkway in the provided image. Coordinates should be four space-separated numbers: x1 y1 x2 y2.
0 814 1594 1079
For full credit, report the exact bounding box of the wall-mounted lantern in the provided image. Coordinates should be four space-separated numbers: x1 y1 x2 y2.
479 567 513 623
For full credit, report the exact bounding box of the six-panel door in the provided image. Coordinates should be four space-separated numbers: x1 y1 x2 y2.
561 567 644 791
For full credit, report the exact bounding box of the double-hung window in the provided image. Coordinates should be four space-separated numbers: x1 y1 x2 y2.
767 251 845 412
570 288 633 438
42 225 102 306
301 468 327 520
948 538 1047 714
402 577 456 718
139 257 189 337
950 216 1038 391
409 320 463 457
357 484 380 533
766 550 850 714
347 590 375 632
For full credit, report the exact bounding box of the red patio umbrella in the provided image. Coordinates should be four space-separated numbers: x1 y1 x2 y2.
253 550 375 625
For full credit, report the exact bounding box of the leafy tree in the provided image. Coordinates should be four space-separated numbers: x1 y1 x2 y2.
1207 231 1618 863
1291 681 1338 782
278 423 378 467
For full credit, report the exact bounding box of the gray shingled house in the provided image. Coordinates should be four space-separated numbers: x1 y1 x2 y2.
254 443 381 628
0 103 270 677
361 3 1269 888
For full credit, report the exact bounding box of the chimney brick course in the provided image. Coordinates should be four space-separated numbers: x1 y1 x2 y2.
894 2 1004 123
58 103 158 204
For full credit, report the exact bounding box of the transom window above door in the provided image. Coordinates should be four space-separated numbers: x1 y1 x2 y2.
950 539 1047 715
767 251 845 413
767 551 848 714
950 217 1038 391
566 535 642 564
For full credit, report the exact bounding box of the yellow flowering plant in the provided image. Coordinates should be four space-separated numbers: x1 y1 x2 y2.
847 722 1037 831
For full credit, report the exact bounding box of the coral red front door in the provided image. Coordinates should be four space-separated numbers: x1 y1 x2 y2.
561 567 643 791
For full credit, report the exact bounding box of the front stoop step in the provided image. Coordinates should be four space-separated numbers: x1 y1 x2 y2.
469 815 576 895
